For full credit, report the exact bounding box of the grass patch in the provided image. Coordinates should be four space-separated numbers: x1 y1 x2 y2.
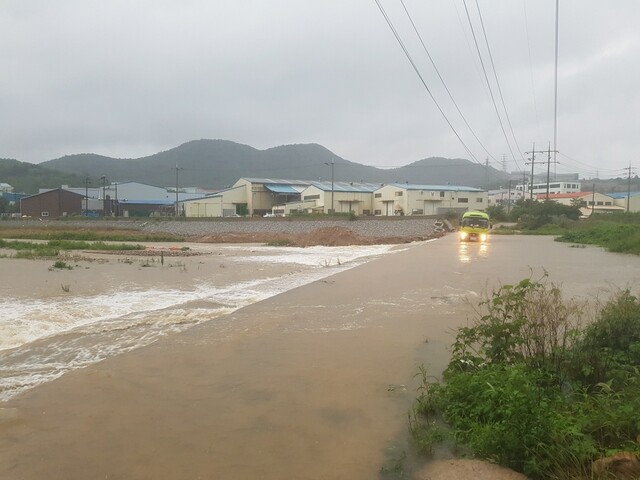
411 276 640 479
0 228 182 243
0 239 144 258
556 223 640 255
493 206 640 255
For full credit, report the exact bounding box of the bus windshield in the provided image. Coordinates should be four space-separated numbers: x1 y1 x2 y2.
461 217 489 229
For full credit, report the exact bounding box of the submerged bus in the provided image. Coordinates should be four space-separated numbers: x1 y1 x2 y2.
459 210 491 242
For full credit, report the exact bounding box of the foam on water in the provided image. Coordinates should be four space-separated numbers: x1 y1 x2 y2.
225 244 397 266
0 243 403 402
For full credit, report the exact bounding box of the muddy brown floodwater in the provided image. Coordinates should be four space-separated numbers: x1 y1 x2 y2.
1 235 639 480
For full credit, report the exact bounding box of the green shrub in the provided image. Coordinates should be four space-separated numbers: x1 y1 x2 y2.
510 200 580 229
412 279 640 479
572 290 640 388
442 364 568 476
448 276 582 381
486 205 508 221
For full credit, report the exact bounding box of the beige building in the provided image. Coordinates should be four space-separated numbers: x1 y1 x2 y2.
181 178 309 218
288 182 379 215
373 184 487 216
180 178 488 218
181 184 247 217
233 178 309 216
535 191 623 216
610 191 640 213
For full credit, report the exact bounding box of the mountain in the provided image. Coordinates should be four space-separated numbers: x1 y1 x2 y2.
0 158 90 194
34 139 509 190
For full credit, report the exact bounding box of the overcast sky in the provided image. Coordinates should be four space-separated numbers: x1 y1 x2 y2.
1 1 638 179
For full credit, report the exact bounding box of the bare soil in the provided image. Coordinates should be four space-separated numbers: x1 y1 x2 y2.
188 226 445 246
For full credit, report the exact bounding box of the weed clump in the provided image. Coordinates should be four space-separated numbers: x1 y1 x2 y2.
50 260 72 270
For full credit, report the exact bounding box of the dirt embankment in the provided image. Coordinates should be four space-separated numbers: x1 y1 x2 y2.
2 217 451 246
188 226 446 246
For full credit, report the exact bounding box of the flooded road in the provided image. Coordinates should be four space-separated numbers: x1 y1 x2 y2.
1 235 639 479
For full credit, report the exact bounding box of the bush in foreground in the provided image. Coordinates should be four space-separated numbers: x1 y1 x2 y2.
411 276 640 479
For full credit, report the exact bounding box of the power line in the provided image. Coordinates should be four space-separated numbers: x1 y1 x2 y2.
474 0 526 167
461 0 521 171
553 0 560 179
372 0 481 164
399 0 498 163
522 0 541 139
556 152 621 174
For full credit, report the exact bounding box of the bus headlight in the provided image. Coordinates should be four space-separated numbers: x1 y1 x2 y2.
459 231 468 240
480 233 487 242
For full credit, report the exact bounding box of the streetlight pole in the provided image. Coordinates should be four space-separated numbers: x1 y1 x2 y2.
331 159 334 213
101 175 106 216
324 159 335 213
175 164 180 217
84 177 91 216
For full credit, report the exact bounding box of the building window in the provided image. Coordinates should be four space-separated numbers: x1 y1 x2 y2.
477 197 483 203
597 201 603 206
411 209 424 214
458 198 469 203
374 209 381 215
394 191 403 197
588 201 594 205
303 194 320 200
363 209 371 215
605 202 611 206
440 191 445 197
41 212 49 217
374 193 382 198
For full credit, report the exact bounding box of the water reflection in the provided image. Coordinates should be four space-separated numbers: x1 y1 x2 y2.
457 241 489 264
458 242 470 263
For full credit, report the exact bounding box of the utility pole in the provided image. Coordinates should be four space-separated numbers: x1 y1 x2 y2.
524 142 537 201
101 175 107 216
525 143 558 201
84 177 91 216
507 180 512 214
624 163 637 213
485 157 489 187
175 165 182 217
546 143 552 200
324 160 335 213
553 0 560 181
592 183 595 216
